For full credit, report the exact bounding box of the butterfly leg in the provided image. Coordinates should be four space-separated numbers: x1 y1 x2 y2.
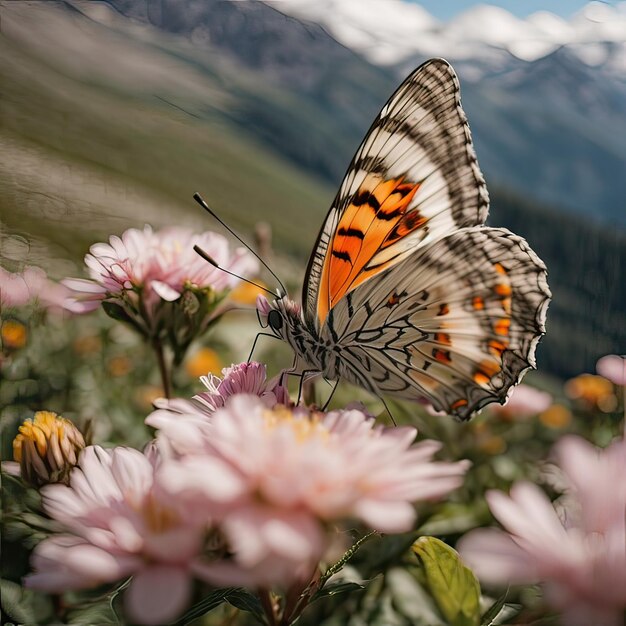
295 370 319 406
276 355 300 390
321 380 339 411
379 396 397 426
247 332 281 363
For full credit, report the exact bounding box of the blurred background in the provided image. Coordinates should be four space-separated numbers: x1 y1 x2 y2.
2 5 625 622
1 0 625 379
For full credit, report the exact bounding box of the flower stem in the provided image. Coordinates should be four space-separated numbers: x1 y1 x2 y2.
152 337 171 399
258 589 278 626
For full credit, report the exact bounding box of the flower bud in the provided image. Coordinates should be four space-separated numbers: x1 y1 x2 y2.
13 411 86 487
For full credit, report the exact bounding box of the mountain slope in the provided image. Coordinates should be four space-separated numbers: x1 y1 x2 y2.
0 0 336 264
104 0 395 182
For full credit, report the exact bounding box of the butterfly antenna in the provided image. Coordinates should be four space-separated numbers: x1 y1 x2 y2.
193 193 287 296
193 245 281 299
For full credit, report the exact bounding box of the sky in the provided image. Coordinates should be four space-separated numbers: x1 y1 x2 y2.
408 1 602 20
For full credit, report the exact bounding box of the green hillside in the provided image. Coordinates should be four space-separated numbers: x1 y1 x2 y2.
0 0 333 268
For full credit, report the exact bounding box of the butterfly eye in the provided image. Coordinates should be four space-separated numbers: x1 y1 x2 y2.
268 310 284 333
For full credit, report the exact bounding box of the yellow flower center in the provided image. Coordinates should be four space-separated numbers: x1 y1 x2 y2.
139 492 181 534
162 239 183 264
13 411 70 461
262 407 330 444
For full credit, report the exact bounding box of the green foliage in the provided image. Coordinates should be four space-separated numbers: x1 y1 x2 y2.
0 579 53 624
2 288 623 625
480 589 509 626
173 588 266 625
412 537 481 626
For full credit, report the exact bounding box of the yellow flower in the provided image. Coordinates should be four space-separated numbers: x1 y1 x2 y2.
185 347 222 379
107 355 132 377
229 280 267 305
565 374 613 406
1 319 27 350
73 334 102 355
13 411 86 487
134 385 164 411
478 435 507 455
539 404 572 429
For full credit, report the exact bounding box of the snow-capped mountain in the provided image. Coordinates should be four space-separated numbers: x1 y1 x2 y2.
263 0 626 224
268 0 626 76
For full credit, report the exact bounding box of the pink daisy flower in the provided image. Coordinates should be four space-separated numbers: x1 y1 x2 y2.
459 435 626 626
154 395 470 587
597 354 626 386
149 361 291 431
63 226 258 314
489 383 552 419
0 266 71 311
24 446 206 625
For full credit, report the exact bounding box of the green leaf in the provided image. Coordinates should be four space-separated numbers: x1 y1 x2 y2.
386 568 445 625
101 301 145 334
172 588 265 625
0 579 52 624
412 537 481 626
0 579 37 624
102 301 133 322
109 578 131 623
311 580 366 602
481 588 509 626
66 600 119 625
224 588 266 624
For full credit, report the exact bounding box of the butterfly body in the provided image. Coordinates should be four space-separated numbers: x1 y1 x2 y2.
258 58 551 420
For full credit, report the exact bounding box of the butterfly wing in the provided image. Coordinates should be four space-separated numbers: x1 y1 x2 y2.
324 227 551 420
303 58 489 328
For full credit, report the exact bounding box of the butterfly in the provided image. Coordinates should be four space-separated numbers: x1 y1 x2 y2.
256 58 551 420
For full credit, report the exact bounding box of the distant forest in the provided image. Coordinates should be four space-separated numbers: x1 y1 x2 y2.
490 188 625 379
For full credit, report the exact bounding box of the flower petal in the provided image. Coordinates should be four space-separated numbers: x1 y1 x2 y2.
151 280 181 301
458 528 538 583
125 565 192 626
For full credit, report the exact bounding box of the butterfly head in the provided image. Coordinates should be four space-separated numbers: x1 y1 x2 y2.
256 295 303 341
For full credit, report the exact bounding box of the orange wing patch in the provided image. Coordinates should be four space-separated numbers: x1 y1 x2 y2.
473 359 501 386
317 174 423 324
494 318 511 336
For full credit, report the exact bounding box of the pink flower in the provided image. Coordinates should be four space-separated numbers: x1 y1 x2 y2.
64 226 258 314
149 362 290 432
490 383 552 419
24 446 205 625
597 354 626 386
459 436 626 626
0 266 70 311
154 395 470 587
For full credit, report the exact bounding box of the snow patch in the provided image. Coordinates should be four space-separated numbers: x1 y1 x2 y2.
268 0 626 75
